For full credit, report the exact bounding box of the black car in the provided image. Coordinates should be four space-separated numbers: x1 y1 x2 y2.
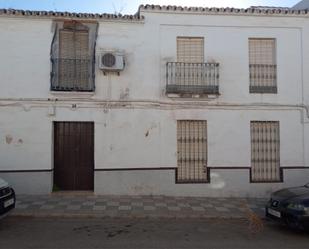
0 178 16 218
266 183 309 230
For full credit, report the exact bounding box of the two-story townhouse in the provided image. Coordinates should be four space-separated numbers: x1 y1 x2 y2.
0 1 309 197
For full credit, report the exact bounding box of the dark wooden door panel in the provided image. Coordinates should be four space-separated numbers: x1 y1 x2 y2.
54 122 94 191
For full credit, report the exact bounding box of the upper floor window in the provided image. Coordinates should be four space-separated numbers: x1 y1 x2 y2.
166 37 219 96
50 21 98 92
249 38 277 94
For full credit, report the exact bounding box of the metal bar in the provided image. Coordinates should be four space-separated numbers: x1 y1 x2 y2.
249 64 277 93
177 120 208 183
51 58 94 91
166 62 220 95
251 121 280 182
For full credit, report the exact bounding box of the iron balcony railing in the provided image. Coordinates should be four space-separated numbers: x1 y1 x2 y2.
51 58 95 92
249 64 277 93
166 62 220 95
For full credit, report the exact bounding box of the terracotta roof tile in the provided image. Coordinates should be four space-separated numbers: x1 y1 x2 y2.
0 8 144 22
1 5 308 20
138 4 309 16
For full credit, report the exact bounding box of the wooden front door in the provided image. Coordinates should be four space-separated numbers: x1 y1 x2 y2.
54 122 94 191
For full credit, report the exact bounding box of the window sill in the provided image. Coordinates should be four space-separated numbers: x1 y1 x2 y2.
249 92 278 94
167 93 219 99
249 86 277 94
250 180 283 183
175 180 210 184
50 91 95 98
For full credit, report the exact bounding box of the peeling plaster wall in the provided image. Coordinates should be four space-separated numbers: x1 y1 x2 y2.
0 12 309 195
0 106 305 170
0 105 308 196
0 108 52 171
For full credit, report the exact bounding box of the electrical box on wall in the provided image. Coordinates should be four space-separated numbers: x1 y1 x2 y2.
99 51 125 75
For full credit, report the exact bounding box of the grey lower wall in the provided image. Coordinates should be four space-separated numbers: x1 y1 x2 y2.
1 168 308 197
94 169 309 198
0 172 52 194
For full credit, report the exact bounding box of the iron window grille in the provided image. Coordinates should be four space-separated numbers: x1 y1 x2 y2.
177 120 208 183
166 62 220 95
250 121 281 182
167 37 219 95
51 21 96 92
249 38 277 93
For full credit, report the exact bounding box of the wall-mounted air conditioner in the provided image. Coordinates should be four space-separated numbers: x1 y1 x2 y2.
99 51 125 75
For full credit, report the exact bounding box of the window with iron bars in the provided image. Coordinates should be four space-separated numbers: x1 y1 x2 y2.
251 121 281 182
51 21 96 92
177 120 208 183
249 38 277 94
166 37 219 95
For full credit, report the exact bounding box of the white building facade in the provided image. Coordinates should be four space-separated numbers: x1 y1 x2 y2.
0 3 309 197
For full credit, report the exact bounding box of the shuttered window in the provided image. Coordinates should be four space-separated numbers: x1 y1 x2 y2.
251 121 281 182
177 37 204 63
51 21 97 92
249 38 277 93
58 29 90 90
177 120 208 183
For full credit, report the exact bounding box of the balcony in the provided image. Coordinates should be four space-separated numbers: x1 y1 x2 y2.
51 58 95 92
249 64 277 93
166 62 220 97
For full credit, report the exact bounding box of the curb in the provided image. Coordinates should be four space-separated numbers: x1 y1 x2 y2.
11 211 250 219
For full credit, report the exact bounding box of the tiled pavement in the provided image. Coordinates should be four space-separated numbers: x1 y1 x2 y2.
12 194 268 219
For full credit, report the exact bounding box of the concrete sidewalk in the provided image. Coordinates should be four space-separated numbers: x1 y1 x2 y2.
12 194 267 219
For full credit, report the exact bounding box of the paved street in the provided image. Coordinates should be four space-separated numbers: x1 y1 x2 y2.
0 217 309 249
13 194 266 218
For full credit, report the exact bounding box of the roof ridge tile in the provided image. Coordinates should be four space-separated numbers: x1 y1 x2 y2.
138 4 309 16
0 8 145 22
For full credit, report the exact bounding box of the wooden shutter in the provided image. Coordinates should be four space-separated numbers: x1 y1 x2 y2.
177 37 204 63
74 31 89 87
249 38 277 92
249 39 275 65
59 30 89 90
59 31 75 59
177 120 208 183
251 121 280 182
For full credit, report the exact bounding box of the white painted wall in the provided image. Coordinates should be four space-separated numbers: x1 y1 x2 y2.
0 10 309 195
0 106 305 170
1 13 307 104
0 18 52 98
0 107 52 171
0 15 307 110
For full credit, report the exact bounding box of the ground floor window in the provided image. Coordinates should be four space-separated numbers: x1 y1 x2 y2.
251 121 281 182
177 120 208 183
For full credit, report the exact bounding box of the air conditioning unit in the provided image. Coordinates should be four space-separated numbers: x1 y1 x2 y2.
99 51 125 74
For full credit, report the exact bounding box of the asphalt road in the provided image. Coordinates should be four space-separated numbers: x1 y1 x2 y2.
0 217 308 249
